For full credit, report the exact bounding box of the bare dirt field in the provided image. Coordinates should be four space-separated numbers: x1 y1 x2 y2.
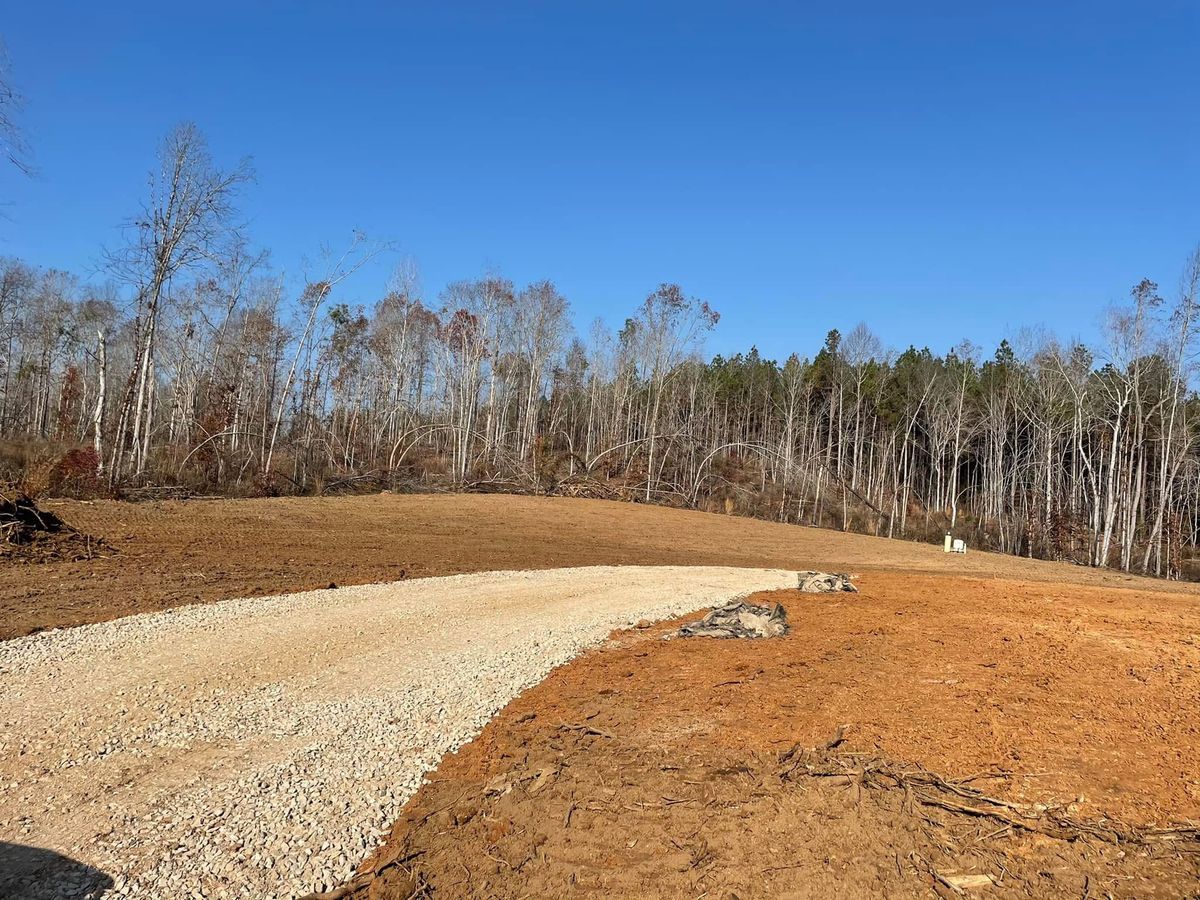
5 494 1200 898
347 575 1200 899
4 493 1193 641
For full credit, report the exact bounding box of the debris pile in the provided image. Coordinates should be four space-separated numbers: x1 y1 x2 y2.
797 571 858 593
679 599 788 639
0 489 108 563
778 733 1200 849
548 476 627 501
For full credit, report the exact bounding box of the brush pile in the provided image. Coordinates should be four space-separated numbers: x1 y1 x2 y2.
0 488 108 562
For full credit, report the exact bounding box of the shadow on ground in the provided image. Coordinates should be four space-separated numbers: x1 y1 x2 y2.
0 842 112 900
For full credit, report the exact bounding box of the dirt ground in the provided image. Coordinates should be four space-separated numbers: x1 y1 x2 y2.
7 494 1200 896
4 493 1196 640
345 575 1200 899
1 567 792 898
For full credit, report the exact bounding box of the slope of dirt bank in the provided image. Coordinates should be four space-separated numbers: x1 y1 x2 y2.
4 494 1197 640
346 574 1200 899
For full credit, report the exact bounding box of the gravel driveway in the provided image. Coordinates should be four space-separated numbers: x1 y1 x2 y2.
0 565 794 899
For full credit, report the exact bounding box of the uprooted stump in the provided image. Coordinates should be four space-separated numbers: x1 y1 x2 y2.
798 571 858 593
679 600 789 639
0 491 109 563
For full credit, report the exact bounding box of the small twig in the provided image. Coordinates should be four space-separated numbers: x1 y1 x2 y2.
558 723 614 739
930 867 965 896
821 724 849 750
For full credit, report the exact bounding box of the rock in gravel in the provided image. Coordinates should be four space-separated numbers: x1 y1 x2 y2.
0 565 794 899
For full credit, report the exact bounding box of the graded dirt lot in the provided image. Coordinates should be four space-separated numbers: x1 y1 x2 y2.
5 494 1200 898
348 574 1200 899
3 493 1193 640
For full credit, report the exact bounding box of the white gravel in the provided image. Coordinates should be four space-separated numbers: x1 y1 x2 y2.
0 565 794 899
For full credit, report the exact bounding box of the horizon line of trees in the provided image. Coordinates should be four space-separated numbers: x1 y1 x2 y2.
3 123 1200 579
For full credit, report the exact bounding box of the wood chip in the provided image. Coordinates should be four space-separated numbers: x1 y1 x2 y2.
943 873 995 890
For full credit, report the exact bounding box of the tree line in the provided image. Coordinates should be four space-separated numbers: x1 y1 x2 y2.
3 123 1199 578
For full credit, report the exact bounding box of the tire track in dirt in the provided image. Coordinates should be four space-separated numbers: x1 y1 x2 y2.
0 565 795 899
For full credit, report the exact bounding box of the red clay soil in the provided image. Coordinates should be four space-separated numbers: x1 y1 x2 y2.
343 575 1200 899
4 493 1196 640
7 494 1200 895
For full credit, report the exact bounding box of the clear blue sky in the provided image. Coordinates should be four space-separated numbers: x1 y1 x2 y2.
2 1 1197 361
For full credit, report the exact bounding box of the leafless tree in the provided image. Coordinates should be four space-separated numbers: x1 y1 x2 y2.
106 123 253 480
0 39 32 180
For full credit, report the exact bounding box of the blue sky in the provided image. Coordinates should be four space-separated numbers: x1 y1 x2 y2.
2 1 1197 361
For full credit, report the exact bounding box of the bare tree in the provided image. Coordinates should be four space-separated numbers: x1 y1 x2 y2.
1142 248 1200 573
0 39 31 180
263 232 383 479
630 284 719 500
513 280 570 463
106 123 253 480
